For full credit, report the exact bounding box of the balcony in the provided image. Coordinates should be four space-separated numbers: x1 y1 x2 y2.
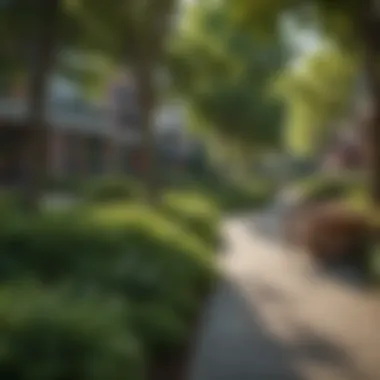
0 97 140 143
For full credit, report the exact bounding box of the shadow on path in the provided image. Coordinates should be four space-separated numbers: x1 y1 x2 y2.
189 277 369 380
188 279 303 380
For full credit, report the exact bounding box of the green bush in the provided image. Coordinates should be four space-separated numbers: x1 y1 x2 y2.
0 203 216 355
81 177 141 203
89 203 216 303
0 208 117 283
213 180 274 212
84 203 216 353
0 190 22 215
342 191 380 282
0 282 143 380
161 191 220 247
157 170 274 213
294 173 364 204
368 244 380 282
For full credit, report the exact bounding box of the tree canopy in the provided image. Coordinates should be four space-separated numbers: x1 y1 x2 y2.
169 1 287 150
274 45 358 157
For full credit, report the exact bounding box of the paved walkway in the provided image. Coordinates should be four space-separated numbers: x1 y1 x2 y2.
188 212 380 380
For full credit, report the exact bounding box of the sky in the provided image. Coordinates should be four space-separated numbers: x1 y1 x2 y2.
280 14 322 64
292 30 321 55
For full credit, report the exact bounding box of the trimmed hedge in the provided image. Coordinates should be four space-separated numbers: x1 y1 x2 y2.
182 178 275 213
0 190 22 215
80 177 142 203
0 282 144 380
0 200 217 372
214 180 274 212
78 175 222 246
161 191 220 247
292 173 365 204
0 178 222 377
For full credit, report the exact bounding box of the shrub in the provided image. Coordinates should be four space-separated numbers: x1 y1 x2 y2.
81 177 141 203
186 177 274 213
86 203 216 353
0 203 217 355
86 203 216 354
0 208 118 283
293 173 364 205
0 190 22 215
161 191 220 247
343 189 380 282
283 174 366 246
368 244 380 283
215 180 274 212
88 203 216 304
0 282 144 380
296 202 370 270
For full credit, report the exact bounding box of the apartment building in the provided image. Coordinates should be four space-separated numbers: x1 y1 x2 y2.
0 71 141 185
0 69 193 185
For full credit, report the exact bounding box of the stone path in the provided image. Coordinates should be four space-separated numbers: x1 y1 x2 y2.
188 212 380 380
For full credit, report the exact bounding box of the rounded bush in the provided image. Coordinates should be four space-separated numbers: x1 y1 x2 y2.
161 191 220 246
81 177 141 203
293 174 364 205
89 203 216 303
295 202 370 269
0 282 144 380
193 178 275 212
0 203 217 355
0 191 22 215
88 203 216 351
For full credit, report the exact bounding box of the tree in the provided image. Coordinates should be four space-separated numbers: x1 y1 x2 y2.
28 0 63 210
224 0 380 204
4 0 63 210
1 0 92 209
2 0 178 206
72 0 178 201
169 1 286 154
274 45 358 157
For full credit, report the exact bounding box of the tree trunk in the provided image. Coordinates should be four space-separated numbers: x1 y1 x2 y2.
23 0 60 211
135 61 158 203
359 0 380 206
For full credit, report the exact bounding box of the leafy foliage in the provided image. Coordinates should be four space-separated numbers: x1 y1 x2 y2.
169 1 286 149
274 45 358 157
0 281 144 380
161 190 220 247
225 0 363 47
291 172 364 204
80 176 142 203
0 196 217 361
